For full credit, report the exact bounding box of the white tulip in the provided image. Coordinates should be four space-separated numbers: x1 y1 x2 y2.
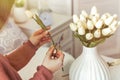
102 28 112 36
81 10 88 18
25 10 34 18
104 16 114 25
109 25 117 34
117 21 120 26
91 16 98 25
77 21 82 28
94 29 101 38
80 14 86 22
78 27 85 35
101 14 108 21
69 23 77 31
95 19 103 29
110 20 117 26
86 33 93 40
73 15 80 23
113 14 118 20
104 13 111 18
87 20 94 30
90 6 98 15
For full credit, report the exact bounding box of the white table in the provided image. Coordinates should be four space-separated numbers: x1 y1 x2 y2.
18 47 120 80
18 46 74 80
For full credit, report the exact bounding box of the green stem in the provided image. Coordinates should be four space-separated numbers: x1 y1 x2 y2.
33 14 56 50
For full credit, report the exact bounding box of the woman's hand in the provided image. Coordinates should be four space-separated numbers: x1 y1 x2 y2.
42 46 64 73
29 27 51 48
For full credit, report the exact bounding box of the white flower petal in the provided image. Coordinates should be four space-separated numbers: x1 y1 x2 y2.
102 28 112 36
69 23 77 31
94 29 101 38
86 33 93 40
90 6 98 15
73 15 79 23
25 10 33 18
113 14 118 20
78 27 85 35
95 19 103 29
91 16 98 25
87 20 94 30
80 14 86 22
105 16 114 25
110 20 117 26
81 10 88 18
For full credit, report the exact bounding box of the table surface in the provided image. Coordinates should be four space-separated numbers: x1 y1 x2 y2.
18 47 120 80
18 46 74 80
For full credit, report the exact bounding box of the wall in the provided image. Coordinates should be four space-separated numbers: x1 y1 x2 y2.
73 0 120 57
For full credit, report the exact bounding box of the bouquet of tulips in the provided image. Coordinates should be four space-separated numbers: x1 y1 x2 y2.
70 6 120 47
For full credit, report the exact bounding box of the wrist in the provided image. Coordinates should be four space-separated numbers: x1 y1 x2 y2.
25 40 38 50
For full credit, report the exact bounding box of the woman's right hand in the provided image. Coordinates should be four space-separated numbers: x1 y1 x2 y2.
42 46 64 73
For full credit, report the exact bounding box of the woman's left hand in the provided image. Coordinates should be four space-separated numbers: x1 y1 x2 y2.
29 27 51 48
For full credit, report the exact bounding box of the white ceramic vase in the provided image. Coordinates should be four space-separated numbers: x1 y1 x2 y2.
13 7 28 23
69 46 111 80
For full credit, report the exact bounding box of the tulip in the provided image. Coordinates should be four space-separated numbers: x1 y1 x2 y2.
90 6 98 15
73 15 80 23
78 27 85 35
101 14 108 21
91 16 98 25
113 14 118 20
69 23 77 31
102 28 112 36
95 19 103 29
104 16 114 25
25 10 34 18
94 29 101 38
77 21 82 28
87 20 94 30
81 10 88 18
86 33 93 40
80 14 86 22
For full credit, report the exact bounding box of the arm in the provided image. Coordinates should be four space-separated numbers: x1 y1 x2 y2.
30 46 64 80
6 28 50 71
5 40 37 71
30 65 53 80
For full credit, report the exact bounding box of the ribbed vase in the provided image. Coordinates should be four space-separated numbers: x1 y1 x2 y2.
69 46 111 80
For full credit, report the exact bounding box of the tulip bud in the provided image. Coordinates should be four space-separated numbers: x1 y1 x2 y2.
86 33 93 40
87 20 94 30
102 28 112 36
80 14 86 22
95 19 103 29
91 16 98 25
90 6 98 15
78 27 85 35
101 14 108 21
113 14 117 20
110 20 117 26
109 25 117 34
81 10 88 18
25 10 34 18
94 29 101 38
73 15 79 23
69 23 77 31
77 21 82 28
104 16 114 25
117 21 120 26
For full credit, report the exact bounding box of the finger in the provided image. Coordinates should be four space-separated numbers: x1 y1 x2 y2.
34 28 44 35
46 46 54 57
37 31 49 40
57 51 64 60
39 38 51 46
